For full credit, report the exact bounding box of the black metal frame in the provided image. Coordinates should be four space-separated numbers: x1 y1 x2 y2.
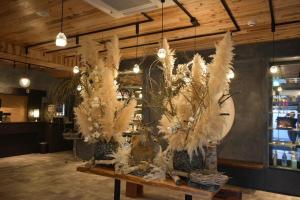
173 0 199 26
98 0 240 52
26 12 153 49
268 0 300 32
0 58 53 70
43 0 200 54
18 0 300 56
30 0 239 54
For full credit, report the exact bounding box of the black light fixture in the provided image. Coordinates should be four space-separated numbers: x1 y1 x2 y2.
157 0 166 59
133 24 140 73
55 0 67 47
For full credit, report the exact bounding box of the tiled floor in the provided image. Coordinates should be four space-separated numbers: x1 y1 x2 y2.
0 151 299 200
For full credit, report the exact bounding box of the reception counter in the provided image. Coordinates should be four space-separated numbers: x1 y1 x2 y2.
0 122 45 157
0 121 72 157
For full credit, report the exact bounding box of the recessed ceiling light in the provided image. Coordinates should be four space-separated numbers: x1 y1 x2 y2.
36 11 49 17
247 19 256 27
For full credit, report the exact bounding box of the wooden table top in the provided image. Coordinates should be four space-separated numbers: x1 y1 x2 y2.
77 166 221 198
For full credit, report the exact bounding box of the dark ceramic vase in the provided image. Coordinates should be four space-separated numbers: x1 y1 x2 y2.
173 149 204 172
173 145 218 173
94 140 118 161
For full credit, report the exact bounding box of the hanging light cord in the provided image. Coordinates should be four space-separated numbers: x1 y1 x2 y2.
161 0 164 42
61 0 64 32
272 31 275 65
136 27 139 61
25 52 28 75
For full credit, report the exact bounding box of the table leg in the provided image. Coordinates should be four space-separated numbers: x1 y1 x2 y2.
185 194 192 200
114 179 121 200
73 139 77 160
126 182 144 198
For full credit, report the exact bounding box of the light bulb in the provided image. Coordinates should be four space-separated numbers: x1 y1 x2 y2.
77 85 82 91
157 48 166 59
133 64 140 73
19 77 31 88
73 66 79 74
55 32 67 47
33 109 40 118
139 93 143 99
270 65 278 74
227 70 235 79
277 86 282 92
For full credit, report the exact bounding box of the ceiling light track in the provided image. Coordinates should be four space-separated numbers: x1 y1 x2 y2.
26 12 153 49
99 30 234 52
47 0 202 54
46 45 81 54
98 0 239 52
98 24 198 45
36 0 240 56
268 0 300 33
172 0 199 26
220 0 240 31
0 58 53 70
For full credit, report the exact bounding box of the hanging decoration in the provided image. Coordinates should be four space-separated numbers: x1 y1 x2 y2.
156 32 235 159
74 36 137 143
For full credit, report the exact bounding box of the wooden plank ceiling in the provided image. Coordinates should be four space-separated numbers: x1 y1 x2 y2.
0 0 300 72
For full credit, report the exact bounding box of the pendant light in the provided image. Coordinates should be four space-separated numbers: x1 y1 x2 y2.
56 0 67 47
73 65 79 74
157 0 166 59
270 31 278 74
19 51 31 88
73 56 80 74
19 76 31 88
133 24 140 73
19 64 31 88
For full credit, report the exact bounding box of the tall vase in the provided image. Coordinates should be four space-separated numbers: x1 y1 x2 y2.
173 149 204 172
94 139 118 161
204 144 218 173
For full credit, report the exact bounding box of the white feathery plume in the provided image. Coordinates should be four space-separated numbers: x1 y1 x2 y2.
208 32 234 103
110 139 132 174
74 35 136 143
157 32 234 160
106 35 121 78
114 99 137 135
161 38 175 87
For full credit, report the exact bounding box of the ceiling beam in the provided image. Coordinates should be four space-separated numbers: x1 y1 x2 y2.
0 52 72 72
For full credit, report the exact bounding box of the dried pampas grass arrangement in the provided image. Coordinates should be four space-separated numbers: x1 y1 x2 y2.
157 32 235 158
74 36 137 143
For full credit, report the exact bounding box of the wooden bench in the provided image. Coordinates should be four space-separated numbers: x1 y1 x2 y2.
124 159 263 199
77 166 226 200
218 159 264 170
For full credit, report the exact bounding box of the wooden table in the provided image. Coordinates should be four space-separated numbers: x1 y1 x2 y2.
77 166 225 200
